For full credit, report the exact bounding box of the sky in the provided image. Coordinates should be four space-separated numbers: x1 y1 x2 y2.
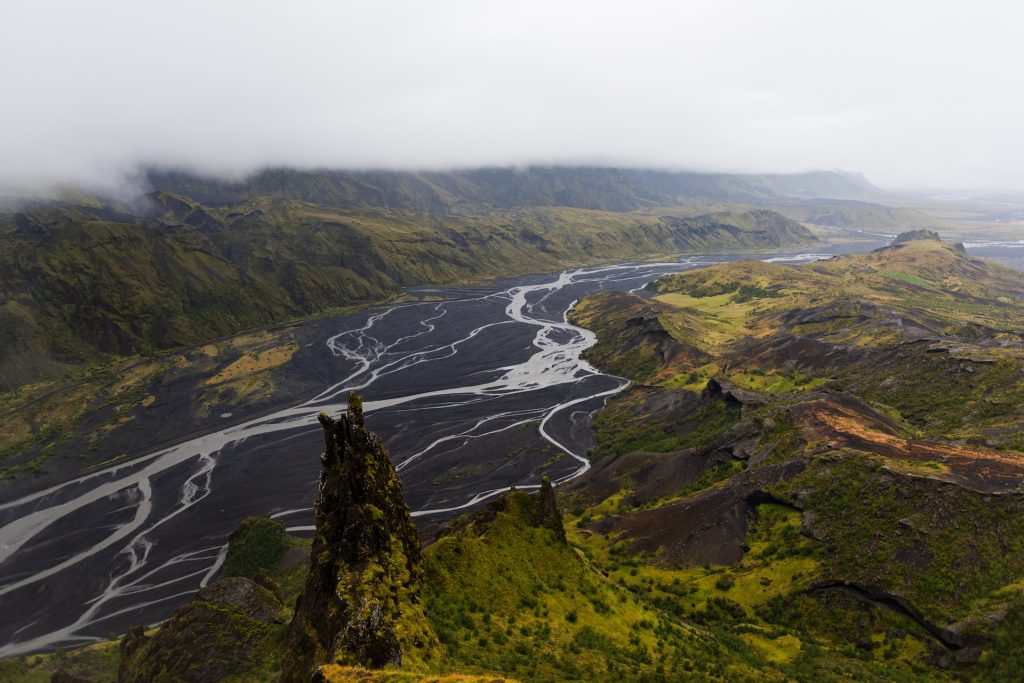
2 0 1023 193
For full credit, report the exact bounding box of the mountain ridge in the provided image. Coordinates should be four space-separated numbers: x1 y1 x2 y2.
0 198 816 390
139 166 883 214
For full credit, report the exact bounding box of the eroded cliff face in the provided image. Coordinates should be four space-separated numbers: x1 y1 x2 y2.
280 393 438 682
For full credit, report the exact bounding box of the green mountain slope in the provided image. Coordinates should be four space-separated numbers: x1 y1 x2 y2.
772 200 950 231
0 196 815 390
141 166 882 214
563 232 1024 679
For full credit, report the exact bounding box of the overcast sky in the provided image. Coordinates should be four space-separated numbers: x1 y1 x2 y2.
2 0 1023 193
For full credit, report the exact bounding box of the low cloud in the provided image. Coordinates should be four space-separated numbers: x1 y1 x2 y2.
3 0 1023 194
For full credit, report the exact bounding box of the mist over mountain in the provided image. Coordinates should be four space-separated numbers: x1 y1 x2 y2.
139 166 882 213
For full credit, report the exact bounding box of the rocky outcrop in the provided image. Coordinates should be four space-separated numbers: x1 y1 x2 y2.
536 476 567 542
117 577 286 682
280 393 438 682
703 377 774 411
433 477 569 549
892 229 942 245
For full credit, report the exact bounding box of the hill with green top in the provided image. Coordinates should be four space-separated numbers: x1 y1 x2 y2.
563 231 1024 679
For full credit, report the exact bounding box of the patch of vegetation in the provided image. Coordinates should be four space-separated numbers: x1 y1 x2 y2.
876 270 933 288
973 598 1024 679
772 456 1024 624
592 396 741 459
728 367 827 394
831 353 1024 442
425 491 730 681
223 516 292 579
685 280 785 302
0 640 122 683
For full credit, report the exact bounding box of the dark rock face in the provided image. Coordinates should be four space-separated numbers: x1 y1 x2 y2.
589 461 806 566
117 577 285 683
279 392 437 682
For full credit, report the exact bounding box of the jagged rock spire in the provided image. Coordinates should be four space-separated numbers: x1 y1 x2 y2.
280 393 437 682
537 476 567 542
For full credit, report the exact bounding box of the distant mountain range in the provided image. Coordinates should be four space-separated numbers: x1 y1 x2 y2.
140 166 883 213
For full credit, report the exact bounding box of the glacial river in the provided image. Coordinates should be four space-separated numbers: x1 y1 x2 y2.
0 247 871 656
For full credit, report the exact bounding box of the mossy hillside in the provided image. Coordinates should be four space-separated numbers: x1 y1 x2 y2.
424 489 753 682
772 201 946 232
565 236 1024 678
0 639 122 683
576 237 1024 449
755 592 953 681
568 292 715 385
2 196 815 390
591 390 741 459
971 598 1024 680
726 368 827 394
144 166 880 214
650 239 1024 345
826 352 1024 444
0 325 306 484
678 333 1022 451
566 499 953 682
569 504 818 617
575 382 1024 667
0 218 294 389
771 456 1024 626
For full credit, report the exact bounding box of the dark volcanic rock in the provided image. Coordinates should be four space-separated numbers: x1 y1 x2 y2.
703 377 774 410
590 461 806 566
279 392 437 682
